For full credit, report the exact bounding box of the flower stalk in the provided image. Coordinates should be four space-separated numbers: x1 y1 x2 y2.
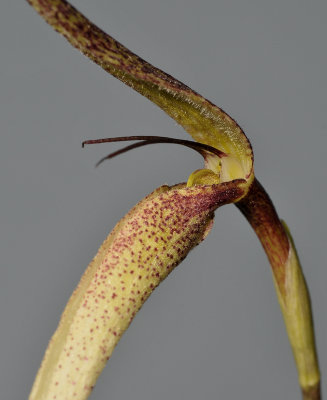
237 179 320 399
25 0 321 399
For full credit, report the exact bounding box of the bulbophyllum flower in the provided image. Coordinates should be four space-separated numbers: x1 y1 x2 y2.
25 1 320 399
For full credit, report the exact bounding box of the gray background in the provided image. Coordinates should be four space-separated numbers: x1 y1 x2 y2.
1 0 326 399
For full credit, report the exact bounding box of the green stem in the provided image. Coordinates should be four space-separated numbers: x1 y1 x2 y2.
236 179 321 400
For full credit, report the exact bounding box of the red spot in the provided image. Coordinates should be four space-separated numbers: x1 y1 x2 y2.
111 293 117 299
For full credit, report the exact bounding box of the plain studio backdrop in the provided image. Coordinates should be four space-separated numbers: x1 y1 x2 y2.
1 1 326 399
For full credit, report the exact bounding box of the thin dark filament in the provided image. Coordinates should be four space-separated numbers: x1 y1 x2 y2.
82 135 226 167
95 141 150 167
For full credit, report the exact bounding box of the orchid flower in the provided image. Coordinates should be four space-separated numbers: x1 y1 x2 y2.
25 1 320 399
